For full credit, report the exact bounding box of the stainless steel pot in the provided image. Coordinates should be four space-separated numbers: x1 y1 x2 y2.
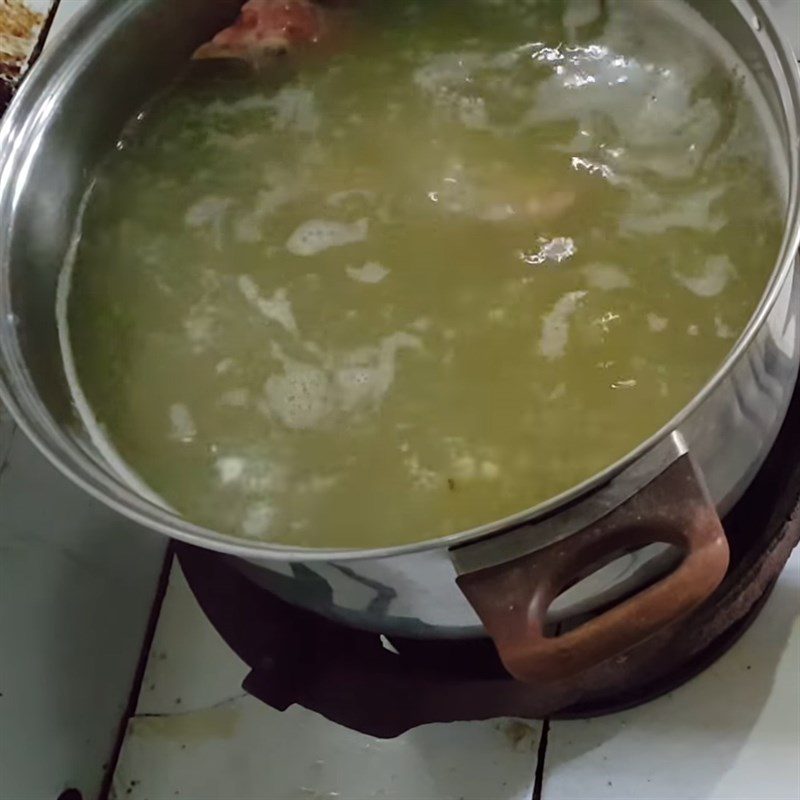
1 0 799 683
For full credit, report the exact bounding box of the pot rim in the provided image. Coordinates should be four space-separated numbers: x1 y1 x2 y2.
1 0 799 563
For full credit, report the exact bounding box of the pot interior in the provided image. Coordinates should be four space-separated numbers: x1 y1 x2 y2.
0 0 798 558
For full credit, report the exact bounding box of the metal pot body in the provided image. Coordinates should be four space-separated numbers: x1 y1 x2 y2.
1 0 798 642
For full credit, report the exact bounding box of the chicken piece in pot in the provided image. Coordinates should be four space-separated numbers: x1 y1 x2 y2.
193 0 326 63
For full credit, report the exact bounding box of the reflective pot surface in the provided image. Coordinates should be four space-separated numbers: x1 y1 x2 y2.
1 0 799 680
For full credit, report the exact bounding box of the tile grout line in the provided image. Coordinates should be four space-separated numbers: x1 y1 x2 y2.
531 619 561 800
531 717 551 800
0 423 17 483
98 546 174 800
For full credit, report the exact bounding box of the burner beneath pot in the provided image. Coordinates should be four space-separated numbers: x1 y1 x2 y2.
177 387 800 737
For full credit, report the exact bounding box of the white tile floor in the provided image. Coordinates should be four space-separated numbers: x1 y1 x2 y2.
110 549 800 800
0 412 166 800
542 549 800 800
113 566 543 800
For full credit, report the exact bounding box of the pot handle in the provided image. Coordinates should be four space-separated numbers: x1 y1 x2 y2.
456 454 729 684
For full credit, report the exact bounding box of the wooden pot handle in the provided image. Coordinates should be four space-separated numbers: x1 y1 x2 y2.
456 454 730 684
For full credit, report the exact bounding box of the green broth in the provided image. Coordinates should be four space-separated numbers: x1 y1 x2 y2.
65 0 783 547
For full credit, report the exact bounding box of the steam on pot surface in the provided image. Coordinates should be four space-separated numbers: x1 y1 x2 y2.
59 0 784 548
